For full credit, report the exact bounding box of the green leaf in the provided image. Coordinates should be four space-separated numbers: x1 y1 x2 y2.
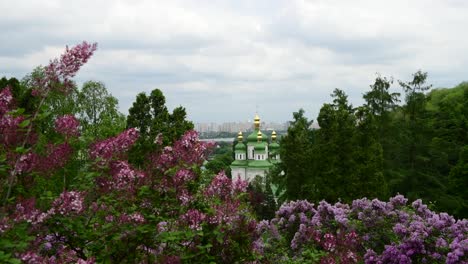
14 147 28 154
37 111 51 120
9 108 25 116
18 119 30 128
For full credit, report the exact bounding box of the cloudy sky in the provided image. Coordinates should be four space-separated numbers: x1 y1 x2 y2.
1 0 467 123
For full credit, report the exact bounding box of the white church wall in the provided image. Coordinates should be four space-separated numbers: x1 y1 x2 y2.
247 146 254 159
246 169 266 182
232 167 246 181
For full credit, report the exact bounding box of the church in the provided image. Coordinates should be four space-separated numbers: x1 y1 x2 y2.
230 114 280 181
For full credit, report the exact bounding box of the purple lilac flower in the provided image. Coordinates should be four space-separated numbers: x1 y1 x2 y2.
55 114 80 137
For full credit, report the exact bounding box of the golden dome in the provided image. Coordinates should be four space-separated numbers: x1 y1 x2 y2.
254 114 260 129
271 131 277 140
257 130 262 141
237 131 243 141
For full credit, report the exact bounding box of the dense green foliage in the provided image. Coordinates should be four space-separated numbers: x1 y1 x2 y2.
126 89 194 166
77 81 126 140
274 72 468 218
205 141 234 178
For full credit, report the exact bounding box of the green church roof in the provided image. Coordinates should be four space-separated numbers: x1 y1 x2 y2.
249 160 273 168
254 141 267 151
231 159 273 169
231 160 248 166
246 129 260 143
234 142 246 151
269 142 280 150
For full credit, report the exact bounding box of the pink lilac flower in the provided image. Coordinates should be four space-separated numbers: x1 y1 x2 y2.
20 251 45 263
323 233 336 251
14 152 38 175
0 115 28 146
34 143 73 173
157 221 168 232
173 130 215 165
119 213 145 224
0 86 13 116
51 191 85 216
108 160 145 191
204 171 232 200
129 212 145 223
177 188 192 206
207 200 242 225
151 130 215 171
173 169 195 186
181 209 206 230
232 176 249 193
90 128 139 165
0 217 11 233
14 198 49 225
55 114 80 137
33 41 97 96
77 258 96 264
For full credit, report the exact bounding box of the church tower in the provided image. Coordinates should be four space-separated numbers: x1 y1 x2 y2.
230 114 280 181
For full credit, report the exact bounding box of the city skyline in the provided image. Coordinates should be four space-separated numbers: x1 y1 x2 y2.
195 120 290 133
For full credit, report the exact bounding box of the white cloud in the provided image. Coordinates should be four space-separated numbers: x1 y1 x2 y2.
1 0 468 123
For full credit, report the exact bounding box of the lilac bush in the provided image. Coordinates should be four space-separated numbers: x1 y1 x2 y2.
3 127 256 263
255 195 467 263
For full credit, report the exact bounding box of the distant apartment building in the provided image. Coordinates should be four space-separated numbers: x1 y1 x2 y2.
195 120 288 134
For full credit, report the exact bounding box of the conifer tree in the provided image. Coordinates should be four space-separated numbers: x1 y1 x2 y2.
315 89 357 202
278 109 315 201
126 89 193 166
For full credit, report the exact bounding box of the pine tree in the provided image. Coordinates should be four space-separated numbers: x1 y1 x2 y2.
126 89 193 167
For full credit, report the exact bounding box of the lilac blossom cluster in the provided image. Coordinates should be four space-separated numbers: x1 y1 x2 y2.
362 198 468 264
20 249 95 264
13 143 73 176
107 160 145 191
0 86 13 116
50 191 85 216
55 114 80 138
32 41 97 96
1 192 84 235
0 110 33 147
36 143 73 173
152 130 215 170
89 128 139 165
180 209 206 230
255 195 467 263
119 212 146 224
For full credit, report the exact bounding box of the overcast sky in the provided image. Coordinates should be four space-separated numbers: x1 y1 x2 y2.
1 0 467 123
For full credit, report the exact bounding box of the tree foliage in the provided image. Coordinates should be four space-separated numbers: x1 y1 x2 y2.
275 72 467 218
126 89 194 166
275 109 315 202
77 81 126 140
